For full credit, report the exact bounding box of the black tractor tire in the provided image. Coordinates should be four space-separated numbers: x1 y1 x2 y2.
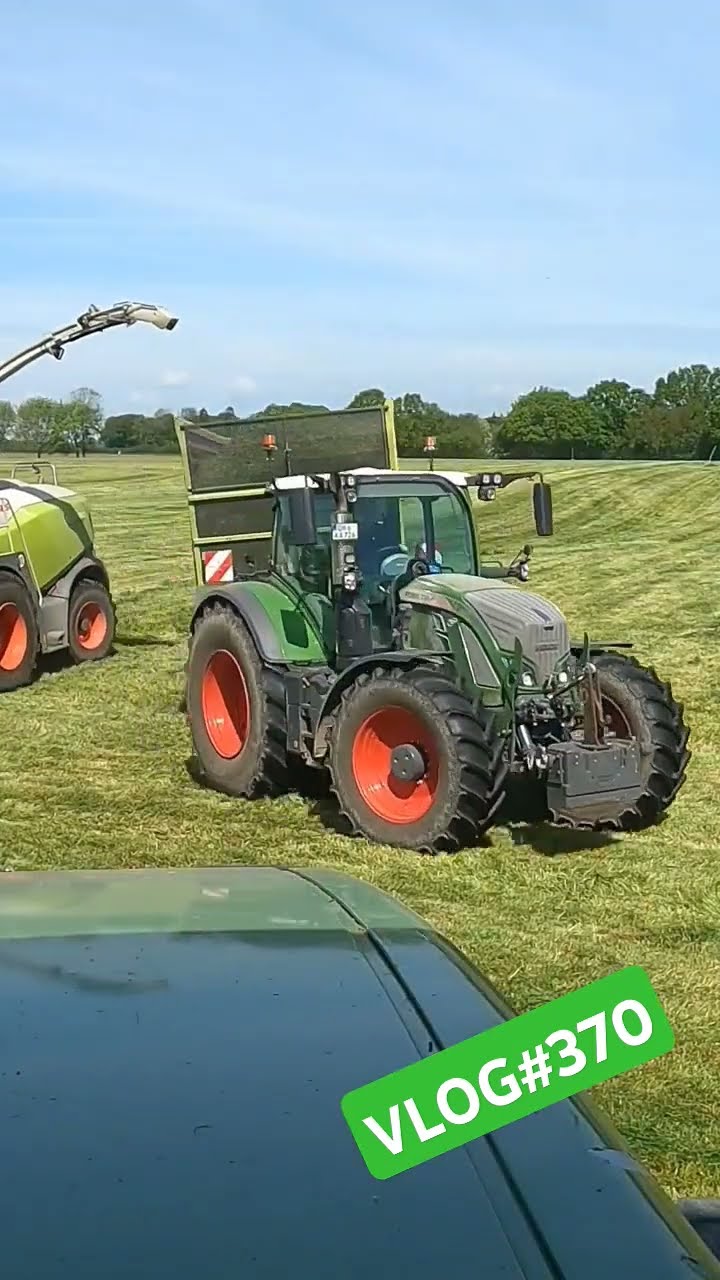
589 652 691 830
0 574 39 692
186 602 288 798
327 666 507 853
67 580 116 665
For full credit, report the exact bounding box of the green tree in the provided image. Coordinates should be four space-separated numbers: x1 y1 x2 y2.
139 412 176 451
497 388 597 458
251 402 329 419
584 380 651 455
626 402 704 459
653 364 720 457
441 412 493 458
347 388 385 409
15 397 62 457
0 400 16 449
101 413 144 451
56 387 103 457
393 392 446 454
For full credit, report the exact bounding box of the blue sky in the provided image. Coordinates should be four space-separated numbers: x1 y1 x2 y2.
1 0 719 416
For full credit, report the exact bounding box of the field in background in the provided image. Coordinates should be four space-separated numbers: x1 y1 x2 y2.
1 451 719 1199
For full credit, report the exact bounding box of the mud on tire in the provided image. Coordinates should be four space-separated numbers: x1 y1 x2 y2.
591 652 691 831
328 666 508 854
186 602 288 798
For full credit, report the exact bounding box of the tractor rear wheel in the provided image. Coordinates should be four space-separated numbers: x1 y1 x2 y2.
586 652 690 830
328 667 507 853
0 575 39 692
186 603 288 797
67 580 116 664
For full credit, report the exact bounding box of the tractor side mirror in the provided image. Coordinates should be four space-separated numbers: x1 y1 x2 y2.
288 484 317 545
533 482 553 537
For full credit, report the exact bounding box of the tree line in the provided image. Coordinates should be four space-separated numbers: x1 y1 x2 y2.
0 389 105 457
2 363 720 459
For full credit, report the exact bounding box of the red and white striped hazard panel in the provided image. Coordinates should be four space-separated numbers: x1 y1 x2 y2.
202 549 234 584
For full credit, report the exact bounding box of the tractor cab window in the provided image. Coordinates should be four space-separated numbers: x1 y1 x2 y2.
355 483 477 588
274 479 476 599
274 493 335 595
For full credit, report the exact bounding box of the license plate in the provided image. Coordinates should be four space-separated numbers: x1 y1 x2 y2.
332 523 358 541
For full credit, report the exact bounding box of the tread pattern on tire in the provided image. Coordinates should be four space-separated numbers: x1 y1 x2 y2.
328 664 508 854
68 578 117 663
558 651 691 832
0 571 39 692
188 602 289 798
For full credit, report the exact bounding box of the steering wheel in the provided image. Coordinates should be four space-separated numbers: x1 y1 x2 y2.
378 545 410 581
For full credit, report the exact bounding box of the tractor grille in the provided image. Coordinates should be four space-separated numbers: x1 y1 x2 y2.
466 586 570 685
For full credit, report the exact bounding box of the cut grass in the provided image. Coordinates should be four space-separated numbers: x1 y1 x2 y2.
1 452 719 1199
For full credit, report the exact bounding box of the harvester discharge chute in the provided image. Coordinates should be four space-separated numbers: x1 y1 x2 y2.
0 301 178 690
177 408 690 854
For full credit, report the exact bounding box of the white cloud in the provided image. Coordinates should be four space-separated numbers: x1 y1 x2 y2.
159 369 191 388
232 374 257 395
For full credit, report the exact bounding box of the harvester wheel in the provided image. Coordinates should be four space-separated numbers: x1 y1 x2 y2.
186 602 288 797
589 652 691 829
0 575 38 692
67 581 116 664
328 667 507 853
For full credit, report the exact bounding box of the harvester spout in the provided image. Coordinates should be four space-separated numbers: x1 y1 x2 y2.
0 301 179 387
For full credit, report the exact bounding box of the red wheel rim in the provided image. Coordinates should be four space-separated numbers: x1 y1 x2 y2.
351 705 439 824
76 602 108 651
0 603 28 672
201 651 250 759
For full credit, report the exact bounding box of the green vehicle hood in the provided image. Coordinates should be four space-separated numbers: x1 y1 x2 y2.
0 866 714 1280
400 574 572 685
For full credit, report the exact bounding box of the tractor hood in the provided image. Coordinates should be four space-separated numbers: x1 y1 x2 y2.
400 573 571 684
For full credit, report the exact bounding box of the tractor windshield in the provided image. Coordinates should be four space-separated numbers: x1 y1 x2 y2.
274 479 476 598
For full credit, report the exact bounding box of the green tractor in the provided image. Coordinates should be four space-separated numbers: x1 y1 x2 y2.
0 301 178 691
177 405 690 853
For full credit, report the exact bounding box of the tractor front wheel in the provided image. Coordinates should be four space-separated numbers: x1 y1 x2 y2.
328 667 507 853
186 603 288 797
0 575 39 692
67 581 116 664
588 652 691 830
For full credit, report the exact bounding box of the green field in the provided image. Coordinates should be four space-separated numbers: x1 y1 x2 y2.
1 453 719 1199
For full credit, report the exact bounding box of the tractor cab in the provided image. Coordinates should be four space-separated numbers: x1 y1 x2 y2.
272 470 478 647
272 467 553 658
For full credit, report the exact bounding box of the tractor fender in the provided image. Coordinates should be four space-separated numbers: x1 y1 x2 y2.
189 581 327 666
190 584 284 661
313 651 445 758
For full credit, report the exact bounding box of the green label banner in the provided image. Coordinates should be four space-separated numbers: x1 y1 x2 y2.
341 965 674 1180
